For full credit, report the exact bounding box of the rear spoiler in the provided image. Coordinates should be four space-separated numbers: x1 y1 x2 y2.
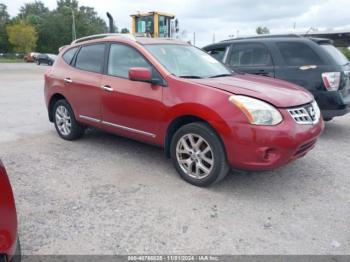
58 45 69 53
309 37 334 45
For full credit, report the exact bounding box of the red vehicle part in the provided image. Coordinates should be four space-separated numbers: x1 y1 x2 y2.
44 36 324 185
0 160 19 262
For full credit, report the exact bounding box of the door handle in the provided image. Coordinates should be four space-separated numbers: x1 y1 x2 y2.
64 77 73 83
101 85 114 92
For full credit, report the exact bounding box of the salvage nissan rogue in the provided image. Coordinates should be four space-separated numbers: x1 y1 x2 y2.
44 34 324 187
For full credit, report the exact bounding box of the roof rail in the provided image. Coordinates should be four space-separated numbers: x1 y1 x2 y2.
221 34 303 42
71 33 136 44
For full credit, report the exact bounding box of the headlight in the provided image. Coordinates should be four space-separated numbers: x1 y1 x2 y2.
229 95 283 125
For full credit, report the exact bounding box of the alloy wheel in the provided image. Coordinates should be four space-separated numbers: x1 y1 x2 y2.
55 105 72 136
176 133 214 179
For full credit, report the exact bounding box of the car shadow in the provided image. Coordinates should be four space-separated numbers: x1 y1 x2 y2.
321 120 349 141
78 128 316 199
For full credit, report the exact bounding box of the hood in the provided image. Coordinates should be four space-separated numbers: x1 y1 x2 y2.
189 74 313 108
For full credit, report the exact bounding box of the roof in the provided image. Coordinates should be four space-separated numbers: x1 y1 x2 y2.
216 34 333 44
135 37 186 45
130 11 175 18
218 31 349 47
70 33 187 46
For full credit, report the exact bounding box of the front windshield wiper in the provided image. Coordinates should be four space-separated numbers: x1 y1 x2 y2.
209 73 233 78
179 75 203 79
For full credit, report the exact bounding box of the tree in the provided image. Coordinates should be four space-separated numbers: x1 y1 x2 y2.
0 3 10 52
339 47 350 60
35 0 107 53
6 22 38 53
19 1 49 20
256 26 270 35
16 1 50 52
121 28 130 34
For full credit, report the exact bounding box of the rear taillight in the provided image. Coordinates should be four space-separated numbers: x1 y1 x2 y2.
322 72 341 91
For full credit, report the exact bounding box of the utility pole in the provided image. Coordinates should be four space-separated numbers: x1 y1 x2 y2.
71 7 76 41
213 33 215 43
193 32 196 46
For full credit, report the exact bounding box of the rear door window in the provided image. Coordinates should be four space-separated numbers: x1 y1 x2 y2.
207 47 227 61
75 44 106 73
276 42 323 66
228 43 272 66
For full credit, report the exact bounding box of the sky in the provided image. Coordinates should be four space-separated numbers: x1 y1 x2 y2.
3 0 350 47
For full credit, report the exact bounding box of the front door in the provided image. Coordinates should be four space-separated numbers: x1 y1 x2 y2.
101 43 164 143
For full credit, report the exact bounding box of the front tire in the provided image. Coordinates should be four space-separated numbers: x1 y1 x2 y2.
170 122 229 187
53 100 84 140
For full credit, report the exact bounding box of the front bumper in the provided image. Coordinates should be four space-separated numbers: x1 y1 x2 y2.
223 110 325 171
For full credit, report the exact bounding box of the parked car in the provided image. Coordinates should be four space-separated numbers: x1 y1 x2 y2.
23 52 39 62
44 34 324 187
37 53 56 66
203 35 350 121
0 160 21 262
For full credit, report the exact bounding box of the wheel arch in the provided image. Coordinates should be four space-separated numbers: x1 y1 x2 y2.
164 109 231 158
48 93 68 122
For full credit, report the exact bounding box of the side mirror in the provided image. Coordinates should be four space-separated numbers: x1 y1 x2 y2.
129 67 160 85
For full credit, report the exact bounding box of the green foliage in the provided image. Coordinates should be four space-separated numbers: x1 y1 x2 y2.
0 3 10 52
121 28 130 34
338 47 350 60
1 0 108 53
6 22 38 53
256 26 270 35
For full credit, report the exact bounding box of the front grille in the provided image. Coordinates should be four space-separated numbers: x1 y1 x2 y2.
288 101 320 125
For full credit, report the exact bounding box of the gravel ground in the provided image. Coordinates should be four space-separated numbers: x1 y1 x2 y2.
0 63 349 255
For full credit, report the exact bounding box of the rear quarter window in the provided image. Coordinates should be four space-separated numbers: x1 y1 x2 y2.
276 42 323 66
62 47 78 65
320 44 348 65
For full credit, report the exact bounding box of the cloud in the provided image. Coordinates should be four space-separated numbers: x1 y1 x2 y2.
3 0 350 47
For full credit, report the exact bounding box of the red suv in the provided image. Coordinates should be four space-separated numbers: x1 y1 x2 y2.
0 160 21 262
44 34 324 187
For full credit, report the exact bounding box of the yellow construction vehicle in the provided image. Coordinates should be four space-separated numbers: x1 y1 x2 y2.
130 11 176 38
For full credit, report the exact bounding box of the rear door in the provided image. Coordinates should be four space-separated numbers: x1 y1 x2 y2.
68 43 106 123
226 42 275 77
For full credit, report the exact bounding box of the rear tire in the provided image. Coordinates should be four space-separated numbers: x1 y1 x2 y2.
170 122 229 187
53 99 84 140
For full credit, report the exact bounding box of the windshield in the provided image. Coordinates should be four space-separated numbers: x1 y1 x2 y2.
320 44 349 65
144 44 232 78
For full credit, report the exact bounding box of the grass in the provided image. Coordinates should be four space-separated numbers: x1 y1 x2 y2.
0 58 24 63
